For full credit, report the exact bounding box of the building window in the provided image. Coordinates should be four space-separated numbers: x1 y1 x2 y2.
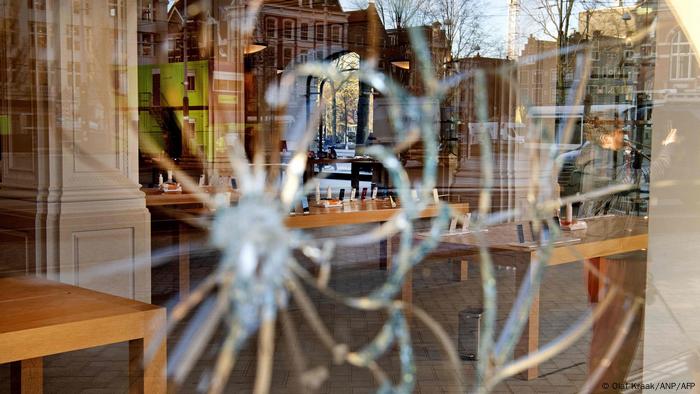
186 72 195 91
66 61 80 86
389 34 397 46
66 25 81 51
519 88 529 100
519 70 528 84
140 1 154 21
316 24 324 42
670 29 696 80
27 0 46 10
299 50 308 63
29 21 47 49
533 87 542 101
282 47 293 66
283 20 294 40
591 66 600 79
108 0 119 17
533 70 543 85
606 66 615 78
213 78 236 92
139 32 155 57
331 25 341 43
300 23 309 40
266 18 277 39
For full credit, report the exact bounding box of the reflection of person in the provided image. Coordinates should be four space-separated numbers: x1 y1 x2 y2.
579 118 647 391
327 147 338 171
575 118 627 217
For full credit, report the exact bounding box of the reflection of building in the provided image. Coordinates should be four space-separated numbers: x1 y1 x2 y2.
137 0 246 180
0 0 151 301
651 1 698 102
458 55 516 127
347 2 386 61
137 0 169 64
244 0 350 156
517 30 637 146
517 36 558 107
385 24 450 93
259 0 348 69
579 5 637 39
450 55 525 213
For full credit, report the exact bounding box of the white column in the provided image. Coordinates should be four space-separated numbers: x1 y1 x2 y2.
0 0 151 302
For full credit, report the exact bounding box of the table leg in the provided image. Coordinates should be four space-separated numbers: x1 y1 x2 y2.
178 223 190 298
10 357 43 394
379 227 392 271
381 233 411 320
588 253 646 391
129 310 167 394
586 257 607 303
402 268 413 321
514 255 540 380
453 255 477 282
303 161 313 185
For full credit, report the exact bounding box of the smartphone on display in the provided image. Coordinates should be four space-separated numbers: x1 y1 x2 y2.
338 188 345 201
301 196 310 214
361 187 368 200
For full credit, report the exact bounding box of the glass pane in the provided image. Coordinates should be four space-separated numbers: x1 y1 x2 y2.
0 1 699 393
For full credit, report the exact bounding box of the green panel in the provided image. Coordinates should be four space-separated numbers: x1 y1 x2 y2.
138 60 213 158
0 115 10 135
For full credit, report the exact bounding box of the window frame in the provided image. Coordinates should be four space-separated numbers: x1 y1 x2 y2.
300 23 309 41
670 29 696 80
283 19 294 40
266 17 277 39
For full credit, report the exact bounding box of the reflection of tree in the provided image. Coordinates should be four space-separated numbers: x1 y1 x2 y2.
366 0 429 29
352 0 495 58
321 53 360 147
521 0 604 107
424 0 489 59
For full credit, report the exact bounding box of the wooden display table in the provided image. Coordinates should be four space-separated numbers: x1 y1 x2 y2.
426 215 648 380
172 200 468 301
0 276 166 394
286 199 467 229
142 187 237 207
